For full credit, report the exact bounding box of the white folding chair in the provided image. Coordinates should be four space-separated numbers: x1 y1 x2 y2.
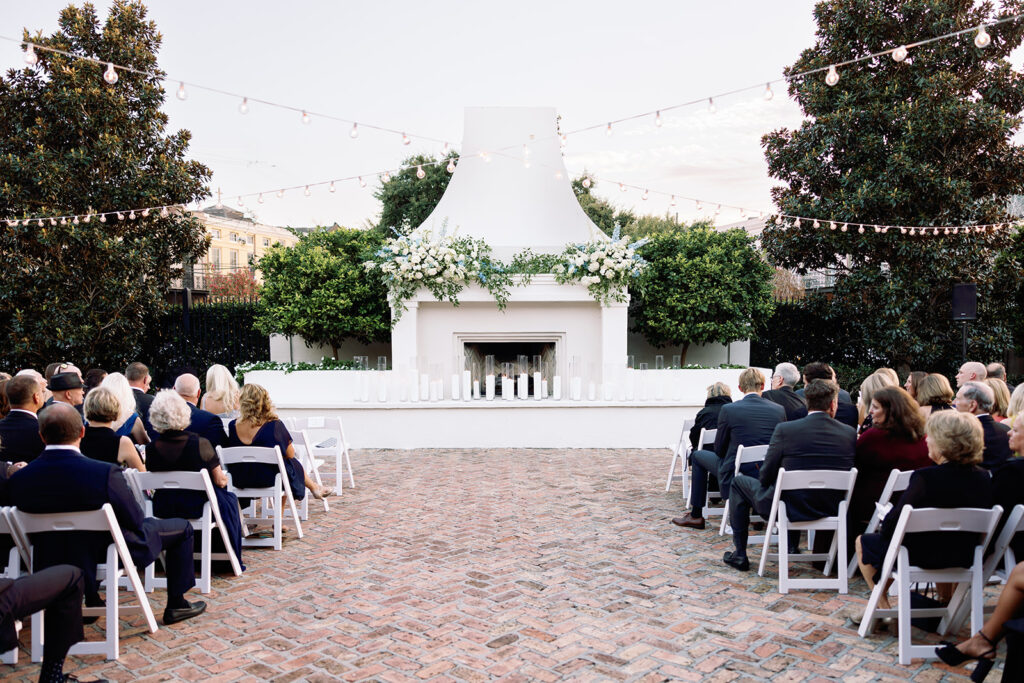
0 507 30 664
126 469 243 594
719 444 770 535
286 416 354 490
857 505 1003 665
757 468 858 594
847 468 914 578
11 504 158 661
285 426 330 518
687 428 723 513
665 417 695 492
218 445 303 550
942 504 1024 633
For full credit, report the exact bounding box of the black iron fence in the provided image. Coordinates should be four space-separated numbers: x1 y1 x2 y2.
141 297 269 387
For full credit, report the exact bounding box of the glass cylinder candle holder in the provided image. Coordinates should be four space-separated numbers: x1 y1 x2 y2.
570 355 582 401
638 362 649 400
587 361 598 401
655 355 664 370
671 354 682 369
377 356 388 372
532 354 543 400
501 362 514 401
485 355 496 400
517 355 529 399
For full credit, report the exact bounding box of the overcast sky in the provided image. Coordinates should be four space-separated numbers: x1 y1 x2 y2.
3 2 1016 230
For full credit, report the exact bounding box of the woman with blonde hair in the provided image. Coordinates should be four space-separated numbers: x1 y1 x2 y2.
80 387 146 470
986 378 1012 422
874 367 901 387
857 372 897 434
915 373 955 418
202 364 241 418
225 383 333 501
1008 384 1024 429
99 372 150 445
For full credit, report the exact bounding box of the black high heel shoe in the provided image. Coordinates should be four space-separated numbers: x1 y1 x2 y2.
935 631 997 682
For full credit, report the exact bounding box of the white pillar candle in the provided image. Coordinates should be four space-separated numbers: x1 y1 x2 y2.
517 373 528 399
420 373 430 401
408 372 418 402
473 379 481 399
462 370 472 401
501 376 513 400
552 376 562 400
541 379 548 399
485 374 495 400
450 374 461 400
603 381 615 401
587 381 597 401
533 372 542 400
377 375 388 402
571 376 582 401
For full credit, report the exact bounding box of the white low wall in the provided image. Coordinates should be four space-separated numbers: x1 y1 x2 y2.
244 368 767 449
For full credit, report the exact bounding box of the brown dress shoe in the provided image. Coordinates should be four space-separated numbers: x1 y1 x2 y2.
671 514 706 529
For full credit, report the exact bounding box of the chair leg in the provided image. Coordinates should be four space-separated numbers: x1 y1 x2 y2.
836 520 848 595
665 452 678 492
273 491 283 551
199 521 212 594
344 449 355 488
778 510 789 594
30 610 42 663
758 507 777 577
897 560 912 665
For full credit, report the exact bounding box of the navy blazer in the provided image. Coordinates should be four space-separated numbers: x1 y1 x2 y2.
756 411 857 521
761 386 808 422
187 403 227 449
713 393 786 461
0 411 45 463
9 447 162 591
978 415 1010 470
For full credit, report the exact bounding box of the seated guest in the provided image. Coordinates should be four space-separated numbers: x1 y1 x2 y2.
853 410 994 616
992 422 1024 565
127 361 157 441
987 361 1015 393
935 561 1024 680
0 375 46 462
100 372 150 445
857 372 897 434
9 403 206 626
15 369 49 404
0 565 94 683
849 386 930 543
80 387 146 471
48 372 85 423
689 382 732 451
956 361 987 387
986 377 1012 422
904 371 927 402
174 374 227 448
201 364 242 419
82 368 106 397
1009 383 1024 430
0 377 9 419
146 390 245 571
916 373 955 417
797 362 858 429
723 379 856 571
226 383 333 501
955 381 1010 469
762 362 808 421
875 367 901 387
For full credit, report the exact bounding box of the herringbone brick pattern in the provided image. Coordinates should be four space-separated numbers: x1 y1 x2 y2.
5 449 991 681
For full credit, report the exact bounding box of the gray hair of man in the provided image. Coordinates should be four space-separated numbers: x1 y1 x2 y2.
960 381 995 413
149 389 193 433
173 373 201 400
774 362 800 387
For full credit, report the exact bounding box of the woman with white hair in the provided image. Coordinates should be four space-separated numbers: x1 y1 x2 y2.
146 390 245 570
201 364 241 419
99 372 150 445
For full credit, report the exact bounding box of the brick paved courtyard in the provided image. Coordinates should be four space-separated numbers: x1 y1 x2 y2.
8 449 992 681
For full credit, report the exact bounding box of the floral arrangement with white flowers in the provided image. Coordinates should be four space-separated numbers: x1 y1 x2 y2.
551 226 648 304
364 224 512 320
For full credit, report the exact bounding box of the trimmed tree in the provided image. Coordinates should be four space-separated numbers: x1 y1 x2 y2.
255 228 390 359
761 0 1024 374
374 152 458 235
630 226 775 362
0 1 211 370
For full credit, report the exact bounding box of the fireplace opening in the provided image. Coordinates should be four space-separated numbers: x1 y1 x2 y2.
464 341 556 397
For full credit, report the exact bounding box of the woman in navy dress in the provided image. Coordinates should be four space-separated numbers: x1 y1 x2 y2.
145 390 245 570
225 384 333 501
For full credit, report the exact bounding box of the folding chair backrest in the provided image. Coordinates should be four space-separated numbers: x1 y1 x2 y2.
734 444 769 474
900 506 1002 536
777 468 857 494
879 469 914 505
985 504 1024 575
697 428 716 451
218 445 283 469
0 507 30 572
130 470 210 497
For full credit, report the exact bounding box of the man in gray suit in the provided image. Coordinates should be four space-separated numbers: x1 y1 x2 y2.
673 367 786 530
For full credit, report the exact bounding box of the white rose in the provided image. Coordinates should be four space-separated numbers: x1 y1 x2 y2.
414 272 423 279
588 262 599 272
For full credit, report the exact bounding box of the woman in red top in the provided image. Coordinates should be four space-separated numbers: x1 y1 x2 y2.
848 386 931 542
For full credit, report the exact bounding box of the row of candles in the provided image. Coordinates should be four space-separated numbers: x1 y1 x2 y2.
347 354 687 403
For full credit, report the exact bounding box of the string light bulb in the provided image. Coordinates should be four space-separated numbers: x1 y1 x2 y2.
763 83 774 101
383 171 392 182
619 183 626 192
813 219 820 229
24 43 38 66
257 193 264 204
416 165 426 179
446 160 456 173
142 208 150 217
176 82 187 100
359 176 367 187
304 185 311 197
560 133 567 148
99 214 107 223
103 62 118 85
708 97 717 113
350 122 358 138
655 111 663 127
606 122 613 136
975 25 991 48
238 97 248 114
302 110 310 124
117 212 125 221
670 195 677 207
642 189 649 201
236 197 242 207
582 177 591 189
49 218 57 226
73 216 80 225
401 133 410 145
892 45 908 62
857 225 864 234
60 217 67 225
825 65 840 86
276 189 284 199
329 181 336 193
129 210 136 219
696 201 703 211
442 142 450 154
84 214 92 223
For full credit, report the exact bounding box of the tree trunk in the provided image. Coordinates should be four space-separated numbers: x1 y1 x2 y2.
331 343 339 360
679 342 690 366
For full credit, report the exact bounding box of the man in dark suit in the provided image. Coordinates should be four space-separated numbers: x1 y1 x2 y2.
127 361 157 441
48 372 85 424
673 368 786 530
795 361 858 429
762 362 808 421
9 403 206 625
0 374 46 463
174 373 226 448
723 379 856 571
954 381 1010 469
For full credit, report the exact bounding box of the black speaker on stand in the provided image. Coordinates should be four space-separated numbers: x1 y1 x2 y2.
952 283 977 363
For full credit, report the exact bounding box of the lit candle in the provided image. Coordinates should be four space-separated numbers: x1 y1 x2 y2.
462 370 472 401
486 374 495 400
501 375 513 400
533 371 542 400
473 379 481 399
571 376 582 401
517 373 528 399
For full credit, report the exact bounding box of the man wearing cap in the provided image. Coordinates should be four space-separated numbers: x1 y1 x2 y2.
48 372 85 423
